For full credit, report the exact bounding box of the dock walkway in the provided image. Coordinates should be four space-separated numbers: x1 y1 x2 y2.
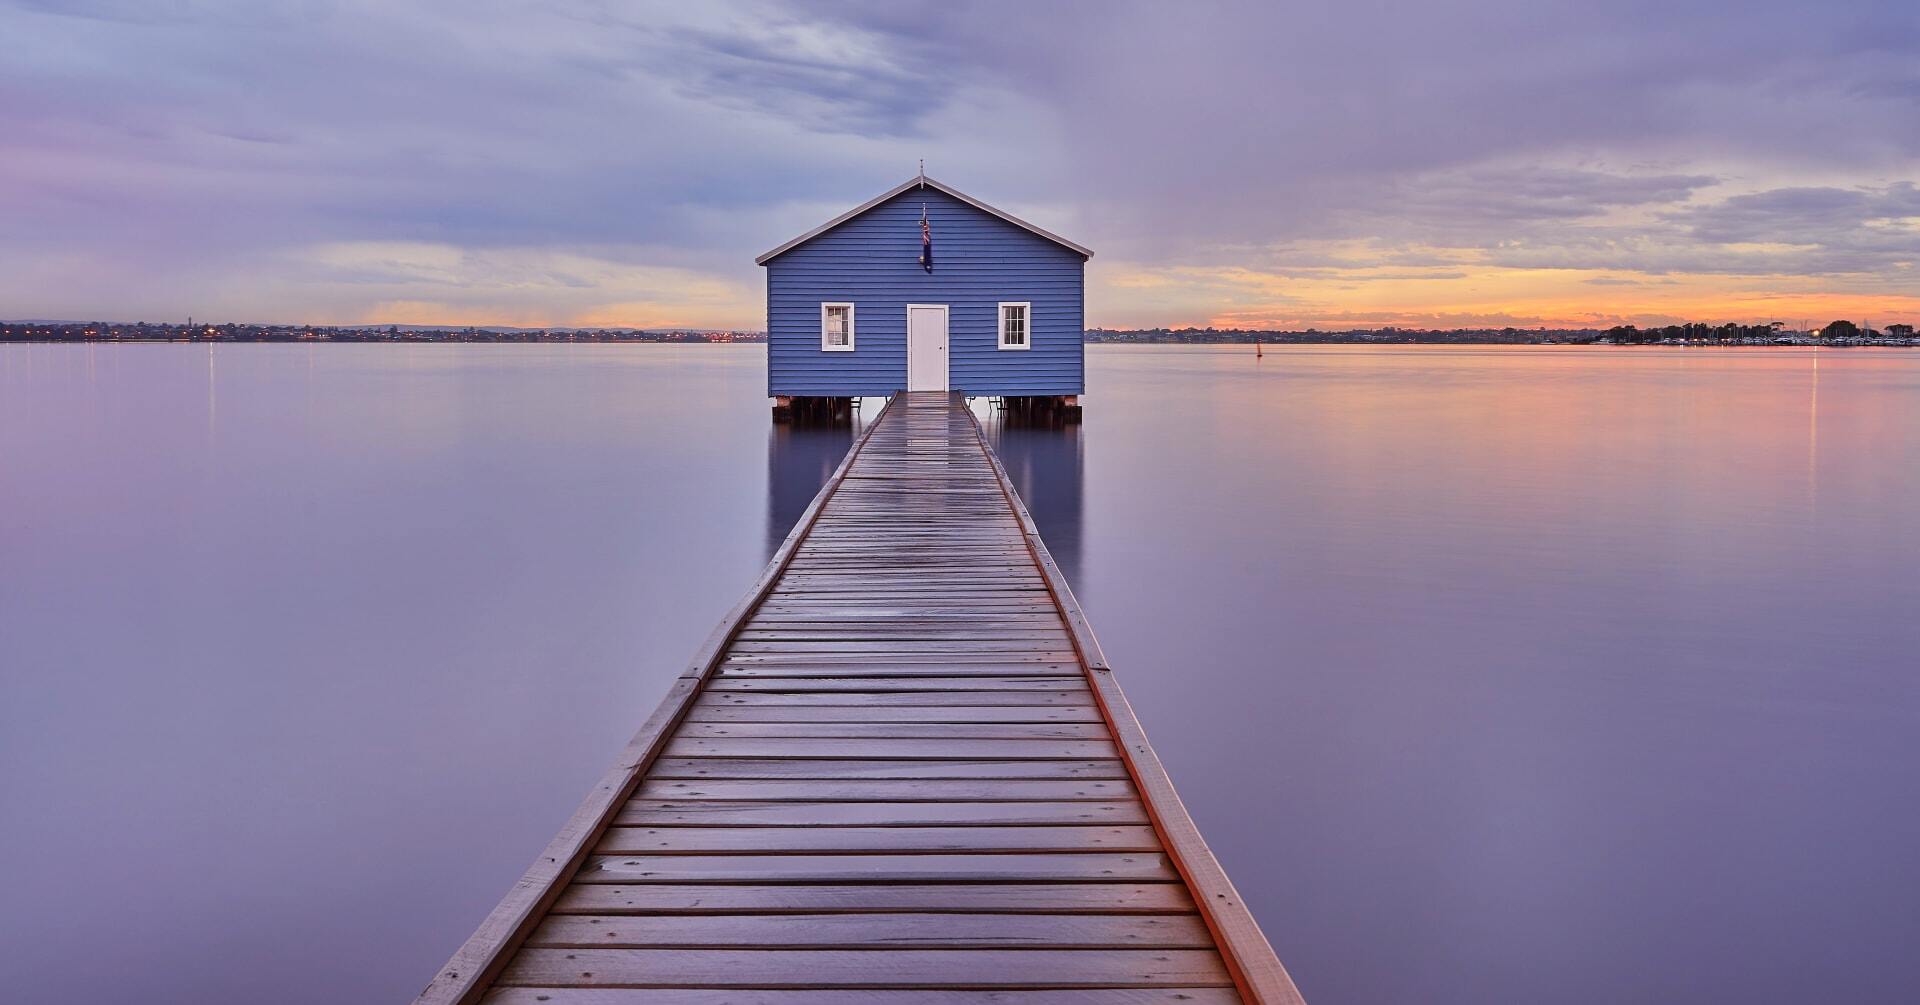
418 392 1304 1004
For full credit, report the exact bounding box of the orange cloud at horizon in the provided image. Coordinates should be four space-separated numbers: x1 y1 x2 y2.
1091 260 1920 331
330 301 756 332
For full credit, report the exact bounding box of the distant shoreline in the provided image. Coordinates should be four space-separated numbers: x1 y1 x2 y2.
0 323 762 345
4 322 1916 349
6 337 1919 348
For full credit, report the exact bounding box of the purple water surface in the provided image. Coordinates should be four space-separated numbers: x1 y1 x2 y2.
3 344 1916 1003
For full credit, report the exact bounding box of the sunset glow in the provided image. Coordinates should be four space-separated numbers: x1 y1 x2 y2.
1095 259 1920 331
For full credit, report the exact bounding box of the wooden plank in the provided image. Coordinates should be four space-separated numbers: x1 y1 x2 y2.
660 737 1119 760
695 691 1089 707
780 557 1038 565
723 654 1083 666
735 611 1057 620
780 563 1042 572
735 626 1067 635
730 641 1071 654
755 599 1056 609
786 540 1029 547
774 571 1043 580
775 561 1040 569
527 912 1209 948
777 528 1027 534
685 705 1105 724
772 576 1049 586
673 721 1110 738
549 882 1198 916
615 801 1150 827
485 988 1240 1004
741 624 1067 633
764 589 1054 599
634 778 1137 801
595 825 1162 854
716 663 1083 678
648 758 1126 779
576 853 1178 884
764 580 1052 591
733 631 1075 643
495 948 1232 988
741 618 1067 626
703 677 1090 693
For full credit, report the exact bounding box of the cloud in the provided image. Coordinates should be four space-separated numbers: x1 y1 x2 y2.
655 13 954 136
1 0 1916 325
1471 181 1920 278
1674 182 1920 249
1393 167 1718 224
277 241 755 327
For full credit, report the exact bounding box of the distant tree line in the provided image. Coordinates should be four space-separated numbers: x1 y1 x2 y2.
1600 322 1787 343
1084 326 1586 345
1604 320 1914 343
0 322 766 344
6 319 1915 347
1086 322 1917 346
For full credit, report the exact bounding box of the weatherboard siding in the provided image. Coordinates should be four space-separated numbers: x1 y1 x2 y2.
765 186 1086 397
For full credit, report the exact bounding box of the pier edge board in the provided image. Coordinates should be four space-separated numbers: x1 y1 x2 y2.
963 394 1308 1005
410 396 899 1005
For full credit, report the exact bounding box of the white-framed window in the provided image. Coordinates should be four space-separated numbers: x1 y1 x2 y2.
997 302 1031 350
821 302 854 351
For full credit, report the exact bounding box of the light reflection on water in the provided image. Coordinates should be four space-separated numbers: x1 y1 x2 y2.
765 417 859 554
1043 346 1920 1005
976 404 1085 588
3 344 1918 1004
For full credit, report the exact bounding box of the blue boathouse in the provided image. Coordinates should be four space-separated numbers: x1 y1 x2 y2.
757 176 1091 420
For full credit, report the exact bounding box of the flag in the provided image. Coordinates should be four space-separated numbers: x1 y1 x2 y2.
919 204 933 273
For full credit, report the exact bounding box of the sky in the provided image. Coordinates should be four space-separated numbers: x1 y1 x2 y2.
3 0 1917 330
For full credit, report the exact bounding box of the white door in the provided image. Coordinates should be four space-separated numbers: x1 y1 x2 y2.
906 304 949 392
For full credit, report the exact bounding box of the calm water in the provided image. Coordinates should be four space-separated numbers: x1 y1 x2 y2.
3 344 1917 1004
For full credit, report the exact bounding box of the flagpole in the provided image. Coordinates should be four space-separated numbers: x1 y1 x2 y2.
918 161 930 272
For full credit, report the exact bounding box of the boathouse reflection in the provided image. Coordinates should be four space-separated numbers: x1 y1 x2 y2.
765 411 859 557
977 404 1085 589
765 398 1084 588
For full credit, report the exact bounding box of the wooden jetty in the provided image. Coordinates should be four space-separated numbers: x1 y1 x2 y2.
417 392 1305 1004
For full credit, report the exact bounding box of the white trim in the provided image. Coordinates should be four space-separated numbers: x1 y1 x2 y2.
905 303 950 392
757 176 1094 265
997 301 1032 351
821 302 854 351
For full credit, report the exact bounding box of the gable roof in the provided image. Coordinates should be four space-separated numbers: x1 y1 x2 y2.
755 176 1093 265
